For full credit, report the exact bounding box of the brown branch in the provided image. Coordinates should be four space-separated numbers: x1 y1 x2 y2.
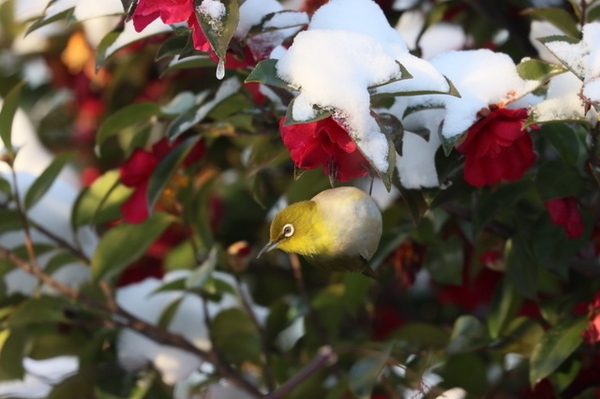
263 346 337 399
0 246 262 398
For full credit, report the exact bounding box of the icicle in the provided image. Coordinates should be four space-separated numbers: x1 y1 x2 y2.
216 59 225 80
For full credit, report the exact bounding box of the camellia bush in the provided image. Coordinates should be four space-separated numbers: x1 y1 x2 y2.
0 0 600 397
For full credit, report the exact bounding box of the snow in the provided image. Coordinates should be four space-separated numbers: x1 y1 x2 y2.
413 49 538 139
0 356 78 398
395 107 444 188
275 0 453 175
198 0 226 20
531 72 586 123
116 270 267 384
396 9 467 59
235 0 284 38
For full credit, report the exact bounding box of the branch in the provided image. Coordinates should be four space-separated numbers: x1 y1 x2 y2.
0 246 263 398
263 346 337 399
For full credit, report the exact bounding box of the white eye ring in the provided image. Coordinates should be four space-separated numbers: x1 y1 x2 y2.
282 223 294 238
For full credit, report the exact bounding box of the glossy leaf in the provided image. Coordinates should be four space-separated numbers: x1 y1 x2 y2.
488 277 523 339
185 246 218 289
70 170 131 228
210 308 261 364
348 342 393 399
489 317 544 358
540 123 586 167
8 297 67 327
535 161 585 200
147 136 200 211
24 152 73 210
197 0 239 63
524 8 579 38
94 31 120 71
45 251 84 275
0 81 25 158
157 297 184 329
516 58 567 83
423 235 464 285
0 209 23 234
505 236 538 300
91 212 173 280
529 316 587 386
390 322 449 350
0 327 28 379
25 8 74 36
446 315 488 354
245 59 296 90
96 102 161 150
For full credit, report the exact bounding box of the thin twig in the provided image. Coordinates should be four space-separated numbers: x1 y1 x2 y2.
235 274 276 391
0 245 263 398
263 346 337 399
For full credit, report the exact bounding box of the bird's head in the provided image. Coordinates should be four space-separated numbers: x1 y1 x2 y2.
257 201 323 258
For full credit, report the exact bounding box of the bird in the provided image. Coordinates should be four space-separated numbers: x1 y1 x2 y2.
257 186 382 279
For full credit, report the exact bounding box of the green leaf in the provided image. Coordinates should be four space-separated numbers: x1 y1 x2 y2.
489 317 544 358
348 342 393 399
0 209 23 234
156 34 191 61
370 75 461 101
95 31 120 71
245 59 296 90
524 8 580 38
96 102 161 150
516 58 567 83
45 251 84 275
91 212 173 280
397 185 429 226
488 277 523 339
540 123 586 167
211 308 260 364
157 297 184 329
185 246 218 289
161 55 216 75
505 236 538 300
423 235 464 285
0 327 28 380
197 0 239 65
70 170 131 227
244 135 288 177
376 112 404 156
147 136 200 211
8 297 67 327
475 180 532 228
587 4 600 22
390 322 449 350
24 152 73 210
535 161 585 200
529 316 587 386
446 315 488 354
0 81 25 158
25 8 74 36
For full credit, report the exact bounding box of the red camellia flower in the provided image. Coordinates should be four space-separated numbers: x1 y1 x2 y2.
545 197 585 239
583 292 600 345
132 0 210 52
456 107 537 187
279 116 370 182
120 138 206 224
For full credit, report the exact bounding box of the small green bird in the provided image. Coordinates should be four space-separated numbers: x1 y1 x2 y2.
257 186 382 279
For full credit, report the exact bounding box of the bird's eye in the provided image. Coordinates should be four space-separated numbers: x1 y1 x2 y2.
282 223 294 238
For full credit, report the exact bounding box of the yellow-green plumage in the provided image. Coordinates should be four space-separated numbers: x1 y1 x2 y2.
258 186 382 279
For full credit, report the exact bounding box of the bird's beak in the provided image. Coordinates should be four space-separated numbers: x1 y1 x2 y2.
257 241 278 259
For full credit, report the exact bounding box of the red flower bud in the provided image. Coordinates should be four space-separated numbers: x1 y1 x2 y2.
545 197 585 239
